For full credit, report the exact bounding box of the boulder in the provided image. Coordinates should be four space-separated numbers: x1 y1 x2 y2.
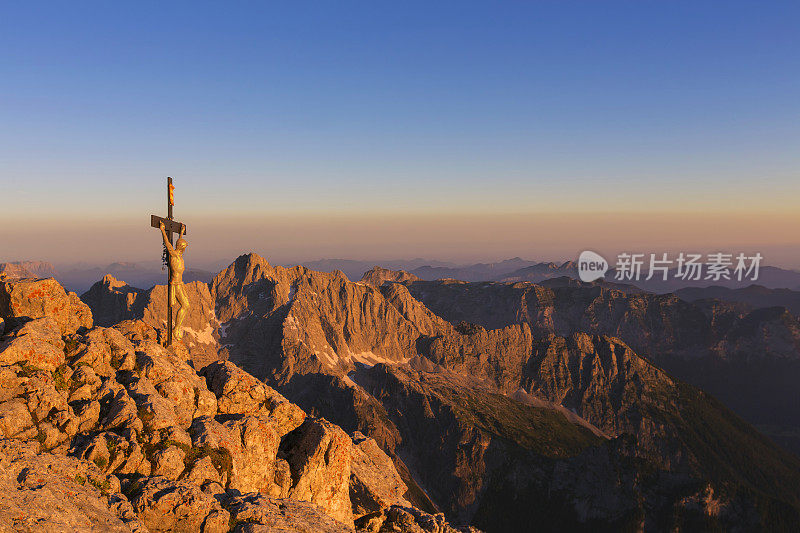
283 417 354 526
70 431 152 476
203 361 306 436
128 476 230 532
0 277 92 334
70 327 136 377
0 358 70 430
349 431 410 518
135 340 217 425
0 317 65 371
184 455 222 486
123 373 178 432
0 440 145 532
100 387 144 433
189 414 281 495
226 493 353 532
152 445 186 479
0 398 34 439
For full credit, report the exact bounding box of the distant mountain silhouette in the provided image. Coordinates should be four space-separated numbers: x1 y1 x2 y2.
676 284 800 314
0 260 57 279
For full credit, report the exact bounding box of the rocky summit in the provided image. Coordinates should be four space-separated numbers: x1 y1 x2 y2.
0 275 473 533
6 255 800 531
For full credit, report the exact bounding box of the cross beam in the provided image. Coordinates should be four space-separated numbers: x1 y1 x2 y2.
150 216 187 236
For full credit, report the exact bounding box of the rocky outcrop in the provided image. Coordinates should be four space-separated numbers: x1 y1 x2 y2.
0 276 472 532
226 493 352 532
211 254 443 382
128 477 230 532
51 256 800 530
0 317 66 372
80 275 144 328
360 267 420 287
349 431 410 519
81 277 223 367
203 361 306 436
1 277 92 334
399 276 800 455
0 440 145 532
0 261 58 280
282 417 354 525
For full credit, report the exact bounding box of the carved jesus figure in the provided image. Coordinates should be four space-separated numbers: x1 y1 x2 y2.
159 221 191 341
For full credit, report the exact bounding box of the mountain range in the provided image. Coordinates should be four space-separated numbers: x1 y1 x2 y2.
64 253 800 530
1 271 476 532
5 257 800 296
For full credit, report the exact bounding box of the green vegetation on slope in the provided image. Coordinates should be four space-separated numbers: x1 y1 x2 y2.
424 375 603 458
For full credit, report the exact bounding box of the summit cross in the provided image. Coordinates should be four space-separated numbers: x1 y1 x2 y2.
149 177 189 347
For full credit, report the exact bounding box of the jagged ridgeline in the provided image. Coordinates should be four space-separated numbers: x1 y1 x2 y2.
1 253 799 531
0 276 471 532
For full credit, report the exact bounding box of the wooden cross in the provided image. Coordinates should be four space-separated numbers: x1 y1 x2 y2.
150 177 187 347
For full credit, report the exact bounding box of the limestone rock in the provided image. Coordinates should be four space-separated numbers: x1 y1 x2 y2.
0 317 65 371
226 493 353 532
70 327 136 376
0 277 92 334
360 266 421 287
189 413 281 494
283 417 354 526
128 476 230 532
184 455 222 486
100 387 143 433
122 372 178 432
152 445 186 479
0 399 34 439
349 431 410 518
203 361 305 436
113 319 160 344
135 340 216 426
0 440 145 532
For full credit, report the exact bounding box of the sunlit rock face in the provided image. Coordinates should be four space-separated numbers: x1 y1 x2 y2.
82 276 223 368
1 277 92 335
0 276 475 533
64 257 800 530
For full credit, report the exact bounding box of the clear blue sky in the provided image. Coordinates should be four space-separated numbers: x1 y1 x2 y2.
1 1 799 265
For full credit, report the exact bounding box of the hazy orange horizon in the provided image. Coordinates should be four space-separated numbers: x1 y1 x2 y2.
3 211 798 271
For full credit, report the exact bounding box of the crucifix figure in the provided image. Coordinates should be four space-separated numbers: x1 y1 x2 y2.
150 177 190 346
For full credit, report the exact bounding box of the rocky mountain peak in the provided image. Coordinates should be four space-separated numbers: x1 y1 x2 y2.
48 256 800 530
360 267 421 287
0 261 58 280
0 276 473 532
101 274 128 289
